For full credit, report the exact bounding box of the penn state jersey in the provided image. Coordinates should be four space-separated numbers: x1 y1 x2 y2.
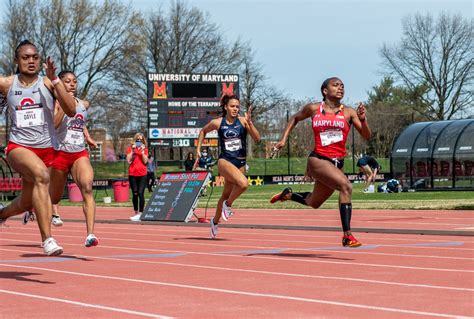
218 117 247 159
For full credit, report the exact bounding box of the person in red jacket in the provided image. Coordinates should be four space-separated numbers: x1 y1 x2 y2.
270 77 371 247
127 133 149 221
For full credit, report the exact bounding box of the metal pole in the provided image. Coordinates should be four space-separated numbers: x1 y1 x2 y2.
352 125 355 173
287 110 290 175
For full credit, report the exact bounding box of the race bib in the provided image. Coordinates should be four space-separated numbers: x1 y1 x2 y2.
65 128 85 145
320 129 343 146
224 138 242 152
16 104 44 128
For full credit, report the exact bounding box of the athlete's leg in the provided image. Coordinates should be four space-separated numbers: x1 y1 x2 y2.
49 168 68 205
49 168 68 226
71 157 95 235
217 159 248 207
4 148 53 241
305 157 352 207
213 178 234 224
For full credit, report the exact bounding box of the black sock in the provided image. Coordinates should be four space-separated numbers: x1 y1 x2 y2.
290 192 310 206
339 203 352 232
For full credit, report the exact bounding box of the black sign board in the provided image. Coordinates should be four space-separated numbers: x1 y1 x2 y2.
141 171 211 222
146 73 239 147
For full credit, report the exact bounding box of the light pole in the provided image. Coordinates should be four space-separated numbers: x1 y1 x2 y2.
287 109 290 175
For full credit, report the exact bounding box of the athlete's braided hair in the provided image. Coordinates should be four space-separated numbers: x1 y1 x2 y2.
220 94 239 117
58 70 75 79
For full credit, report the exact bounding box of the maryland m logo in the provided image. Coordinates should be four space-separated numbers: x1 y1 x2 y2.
153 82 167 99
221 83 234 96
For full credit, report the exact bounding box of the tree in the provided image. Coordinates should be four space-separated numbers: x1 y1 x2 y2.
0 0 145 150
123 1 283 159
238 49 285 157
380 12 473 120
363 77 425 157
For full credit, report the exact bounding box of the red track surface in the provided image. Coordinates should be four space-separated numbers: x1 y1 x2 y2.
1 207 473 318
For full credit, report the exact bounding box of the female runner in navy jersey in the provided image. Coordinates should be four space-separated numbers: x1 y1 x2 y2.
270 77 371 247
0 40 76 255
196 95 260 238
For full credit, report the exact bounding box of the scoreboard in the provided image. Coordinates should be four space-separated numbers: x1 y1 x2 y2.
147 73 239 147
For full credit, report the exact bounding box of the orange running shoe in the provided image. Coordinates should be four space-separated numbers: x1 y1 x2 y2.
270 187 293 203
342 234 362 247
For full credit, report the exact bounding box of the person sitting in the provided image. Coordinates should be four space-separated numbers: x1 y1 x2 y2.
193 148 215 171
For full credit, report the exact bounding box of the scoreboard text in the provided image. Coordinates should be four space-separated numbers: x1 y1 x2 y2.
147 73 239 147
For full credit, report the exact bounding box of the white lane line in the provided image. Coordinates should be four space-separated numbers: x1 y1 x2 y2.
0 263 469 319
10 223 474 244
1 238 473 273
3 231 474 261
0 289 172 318
0 247 471 292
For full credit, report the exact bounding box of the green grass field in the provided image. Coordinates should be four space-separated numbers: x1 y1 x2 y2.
78 182 474 211
3 158 471 211
90 157 392 179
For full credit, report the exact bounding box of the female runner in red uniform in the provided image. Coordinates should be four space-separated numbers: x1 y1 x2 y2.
49 70 99 247
270 77 371 247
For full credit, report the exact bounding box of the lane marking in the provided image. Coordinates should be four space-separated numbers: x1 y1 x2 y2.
0 263 469 318
1 238 472 273
0 289 172 318
3 230 473 260
10 223 474 243
1 246 472 292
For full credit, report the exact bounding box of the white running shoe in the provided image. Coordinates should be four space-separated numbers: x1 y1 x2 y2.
210 218 218 239
130 213 142 222
84 234 99 247
22 211 35 225
42 237 63 256
52 215 63 227
221 200 232 221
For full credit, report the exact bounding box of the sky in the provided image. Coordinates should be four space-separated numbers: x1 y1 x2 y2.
1 0 472 104
131 0 472 104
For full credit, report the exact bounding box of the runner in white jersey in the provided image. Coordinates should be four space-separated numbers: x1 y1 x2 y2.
0 40 76 256
49 70 99 247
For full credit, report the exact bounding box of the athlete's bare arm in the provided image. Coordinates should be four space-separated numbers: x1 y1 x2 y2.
83 126 97 149
241 105 261 143
274 102 318 150
43 57 76 117
195 118 221 158
53 101 65 128
0 75 14 96
350 103 371 140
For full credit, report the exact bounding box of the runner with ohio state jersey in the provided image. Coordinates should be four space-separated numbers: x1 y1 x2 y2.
48 70 99 247
270 77 371 247
0 40 76 256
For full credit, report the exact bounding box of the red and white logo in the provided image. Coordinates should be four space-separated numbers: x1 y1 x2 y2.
20 97 35 106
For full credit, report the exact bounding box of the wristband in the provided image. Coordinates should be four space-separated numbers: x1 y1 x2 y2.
51 77 60 86
359 118 366 123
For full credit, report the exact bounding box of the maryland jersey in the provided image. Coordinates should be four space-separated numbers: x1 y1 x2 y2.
312 102 351 158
